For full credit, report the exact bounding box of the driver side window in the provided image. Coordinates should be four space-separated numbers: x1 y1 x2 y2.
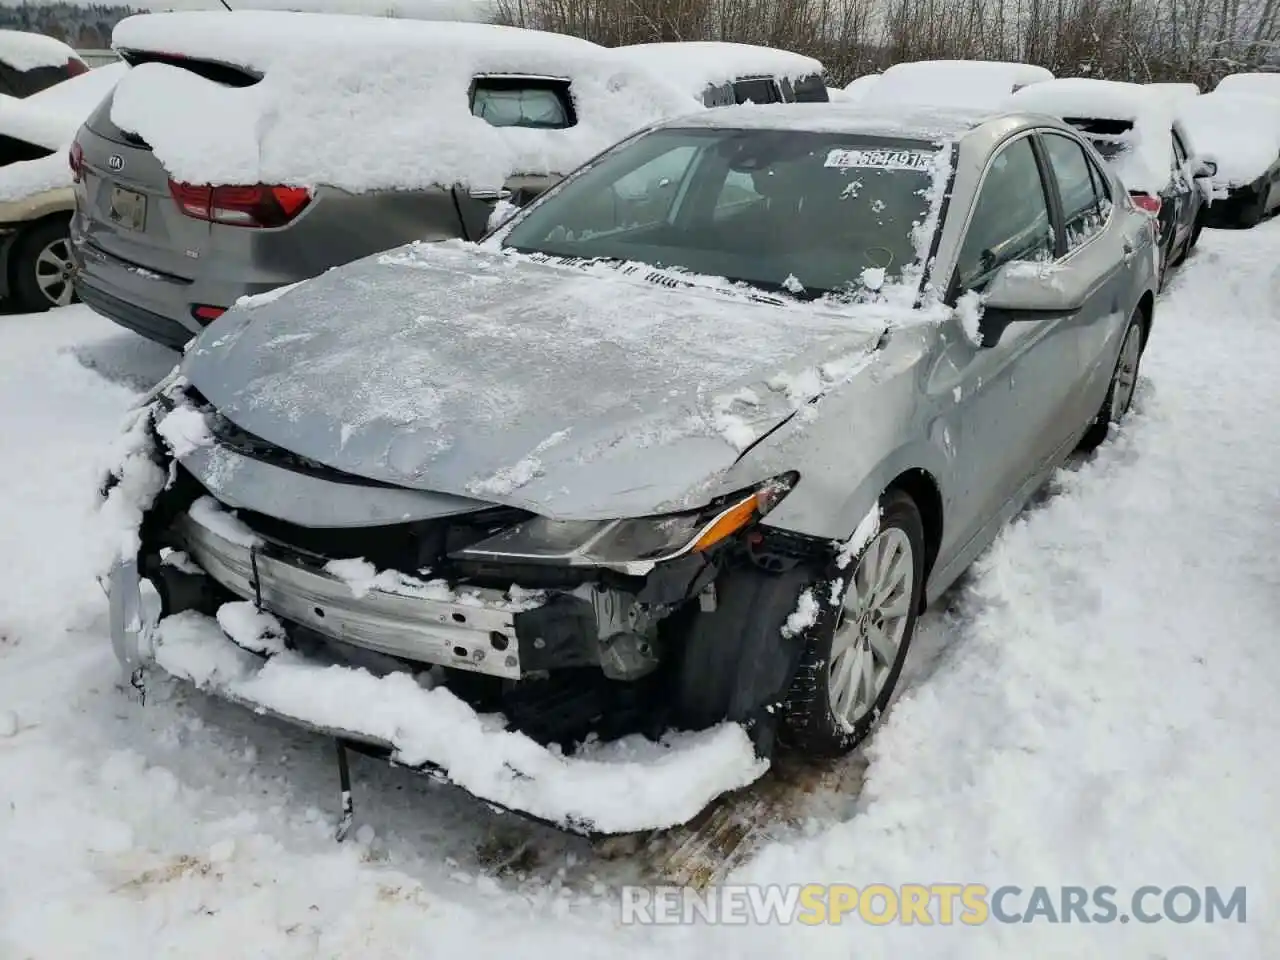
607 146 698 229
955 136 1055 291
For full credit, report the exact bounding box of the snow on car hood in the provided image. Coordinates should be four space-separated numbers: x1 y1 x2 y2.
180 241 891 520
1179 92 1280 187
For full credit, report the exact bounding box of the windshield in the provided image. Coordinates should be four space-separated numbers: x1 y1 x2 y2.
501 127 943 300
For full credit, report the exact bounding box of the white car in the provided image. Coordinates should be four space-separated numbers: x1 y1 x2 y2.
1180 90 1280 227
0 61 125 311
1215 72 1280 101
0 30 88 98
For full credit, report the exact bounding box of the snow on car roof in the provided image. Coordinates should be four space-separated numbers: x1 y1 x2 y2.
664 99 990 141
611 41 823 94
862 59 1053 110
112 11 599 73
0 61 128 203
1215 72 1280 100
107 12 702 193
1008 77 1176 194
0 29 80 73
1147 81 1201 103
843 73 881 102
1179 91 1280 187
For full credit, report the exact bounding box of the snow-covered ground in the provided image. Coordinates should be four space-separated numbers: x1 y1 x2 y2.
2 222 1278 955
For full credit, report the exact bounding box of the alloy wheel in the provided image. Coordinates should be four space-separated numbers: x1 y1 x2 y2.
34 237 75 308
828 527 914 729
1111 325 1142 421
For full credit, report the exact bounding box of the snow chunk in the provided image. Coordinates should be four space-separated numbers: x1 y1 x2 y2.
837 503 881 569
216 601 288 657
187 496 262 549
467 455 543 497
611 41 822 99
153 612 768 832
956 289 984 346
96 405 168 568
154 404 212 458
108 13 701 194
323 556 545 610
782 588 820 639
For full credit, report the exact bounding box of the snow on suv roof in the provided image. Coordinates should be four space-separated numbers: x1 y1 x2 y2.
107 11 703 195
0 29 80 72
1215 72 1280 100
1008 78 1178 195
612 41 823 93
863 59 1053 110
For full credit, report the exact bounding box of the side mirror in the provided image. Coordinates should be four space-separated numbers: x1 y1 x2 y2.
1193 158 1218 179
965 261 1083 348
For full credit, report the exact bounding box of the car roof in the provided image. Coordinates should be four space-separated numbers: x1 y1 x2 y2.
658 100 1048 145
612 41 824 90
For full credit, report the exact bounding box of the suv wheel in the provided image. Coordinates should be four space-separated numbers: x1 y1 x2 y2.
11 219 76 313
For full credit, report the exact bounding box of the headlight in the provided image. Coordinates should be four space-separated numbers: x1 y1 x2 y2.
450 474 796 574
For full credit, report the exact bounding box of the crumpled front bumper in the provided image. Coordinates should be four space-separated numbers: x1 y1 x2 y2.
107 557 149 682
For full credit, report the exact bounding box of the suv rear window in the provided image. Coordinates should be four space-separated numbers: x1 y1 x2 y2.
471 77 575 129
732 77 781 104
793 74 830 102
1064 116 1135 160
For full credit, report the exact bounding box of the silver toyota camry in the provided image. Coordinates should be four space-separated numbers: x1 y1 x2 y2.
104 102 1159 829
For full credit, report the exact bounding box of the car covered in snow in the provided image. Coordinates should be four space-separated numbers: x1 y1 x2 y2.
0 30 88 98
0 61 125 311
101 102 1159 834
842 73 881 103
1180 91 1280 227
861 59 1052 110
1008 77 1215 281
612 41 827 107
68 11 706 350
1214 71 1280 100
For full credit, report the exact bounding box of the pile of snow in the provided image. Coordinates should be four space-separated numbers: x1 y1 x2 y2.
108 12 701 192
1215 71 1280 101
0 28 80 72
611 41 823 97
862 59 1052 110
843 73 881 103
1009 78 1175 195
152 609 769 833
1179 91 1280 187
1147 81 1200 103
0 61 127 202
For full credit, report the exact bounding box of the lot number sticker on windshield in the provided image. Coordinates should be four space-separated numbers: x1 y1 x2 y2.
824 148 936 171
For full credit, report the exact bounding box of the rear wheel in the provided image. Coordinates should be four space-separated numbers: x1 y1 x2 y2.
780 490 924 758
1078 313 1143 452
1237 189 1267 228
10 219 75 313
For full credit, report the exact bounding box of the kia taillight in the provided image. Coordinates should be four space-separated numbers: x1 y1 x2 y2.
69 141 84 183
168 181 311 228
1130 192 1162 217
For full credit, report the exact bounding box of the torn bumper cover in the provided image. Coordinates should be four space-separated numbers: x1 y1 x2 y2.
106 559 768 834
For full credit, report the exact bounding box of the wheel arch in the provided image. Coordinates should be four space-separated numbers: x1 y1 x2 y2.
884 468 943 612
1137 289 1155 349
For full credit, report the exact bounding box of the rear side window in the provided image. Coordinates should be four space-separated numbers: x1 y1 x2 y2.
471 77 575 129
732 77 781 105
0 62 68 98
1041 132 1109 251
1065 116 1134 161
793 74 830 102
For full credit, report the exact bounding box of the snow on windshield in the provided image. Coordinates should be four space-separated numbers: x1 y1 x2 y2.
498 126 953 301
107 13 702 193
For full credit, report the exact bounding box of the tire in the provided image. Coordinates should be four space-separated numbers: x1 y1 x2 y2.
779 490 925 758
1077 312 1144 453
10 218 76 313
1188 219 1203 251
1236 190 1267 228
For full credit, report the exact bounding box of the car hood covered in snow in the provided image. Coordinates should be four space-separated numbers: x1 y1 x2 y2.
180 241 891 520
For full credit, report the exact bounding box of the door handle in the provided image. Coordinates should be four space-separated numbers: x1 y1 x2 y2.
1122 239 1135 263
468 187 513 202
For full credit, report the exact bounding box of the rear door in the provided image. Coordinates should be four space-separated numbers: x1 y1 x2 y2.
1167 128 1196 250
1036 129 1133 428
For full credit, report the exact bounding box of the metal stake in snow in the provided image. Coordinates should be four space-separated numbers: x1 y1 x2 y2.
334 740 355 843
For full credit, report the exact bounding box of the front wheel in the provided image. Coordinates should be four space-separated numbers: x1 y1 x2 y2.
780 490 925 758
1077 313 1144 452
